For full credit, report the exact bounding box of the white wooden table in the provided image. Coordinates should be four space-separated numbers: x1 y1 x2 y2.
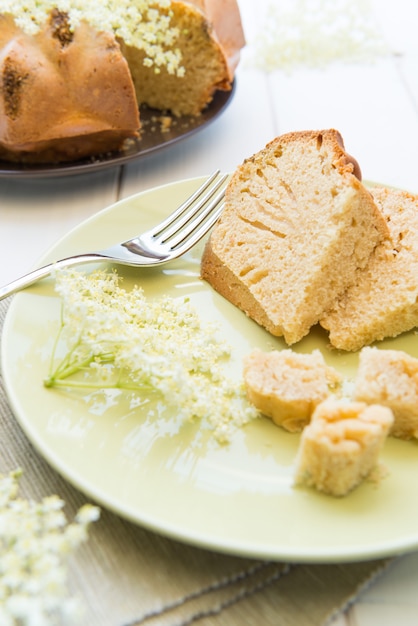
1 1 418 624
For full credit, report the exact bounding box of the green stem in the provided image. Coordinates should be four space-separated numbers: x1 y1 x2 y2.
44 377 156 393
49 349 116 383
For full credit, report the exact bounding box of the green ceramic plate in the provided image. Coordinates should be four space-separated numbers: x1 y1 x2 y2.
2 177 418 563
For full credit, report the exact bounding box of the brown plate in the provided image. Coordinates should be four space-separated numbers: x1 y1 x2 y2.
0 84 234 179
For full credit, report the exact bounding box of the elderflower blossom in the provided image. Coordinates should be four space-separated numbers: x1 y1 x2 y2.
0 469 100 626
248 0 390 74
2 0 183 75
45 269 258 442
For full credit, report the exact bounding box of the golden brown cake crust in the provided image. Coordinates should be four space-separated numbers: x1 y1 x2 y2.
187 0 246 76
0 13 140 163
189 0 245 75
201 129 389 345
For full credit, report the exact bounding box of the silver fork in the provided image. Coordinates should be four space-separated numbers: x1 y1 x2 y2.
0 171 227 301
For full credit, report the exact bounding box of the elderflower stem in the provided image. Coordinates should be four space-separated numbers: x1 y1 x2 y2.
45 377 156 393
46 350 116 385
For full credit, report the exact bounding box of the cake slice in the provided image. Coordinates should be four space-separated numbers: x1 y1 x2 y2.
201 129 389 345
294 399 393 497
243 348 341 432
354 347 418 440
320 186 418 351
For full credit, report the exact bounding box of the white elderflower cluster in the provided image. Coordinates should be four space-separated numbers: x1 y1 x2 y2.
0 469 100 626
46 269 258 442
248 0 390 73
3 0 183 75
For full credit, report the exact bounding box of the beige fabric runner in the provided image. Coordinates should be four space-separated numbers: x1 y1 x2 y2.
0 298 393 626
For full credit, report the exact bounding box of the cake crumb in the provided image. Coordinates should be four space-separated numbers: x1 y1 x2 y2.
243 348 342 433
294 399 393 497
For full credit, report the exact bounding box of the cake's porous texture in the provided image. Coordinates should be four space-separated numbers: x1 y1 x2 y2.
201 129 389 345
243 348 341 432
354 347 418 440
294 399 393 497
121 0 244 116
320 186 418 351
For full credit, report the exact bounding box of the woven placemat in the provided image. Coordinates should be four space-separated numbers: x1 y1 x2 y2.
0 297 393 626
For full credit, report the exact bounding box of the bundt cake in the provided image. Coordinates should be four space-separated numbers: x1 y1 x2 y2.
0 0 244 163
201 129 390 345
0 11 140 163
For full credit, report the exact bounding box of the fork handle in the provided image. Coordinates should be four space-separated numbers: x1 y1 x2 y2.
0 254 102 301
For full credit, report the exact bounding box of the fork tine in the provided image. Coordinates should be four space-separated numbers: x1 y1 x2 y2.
169 199 225 256
152 170 227 241
165 185 226 250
